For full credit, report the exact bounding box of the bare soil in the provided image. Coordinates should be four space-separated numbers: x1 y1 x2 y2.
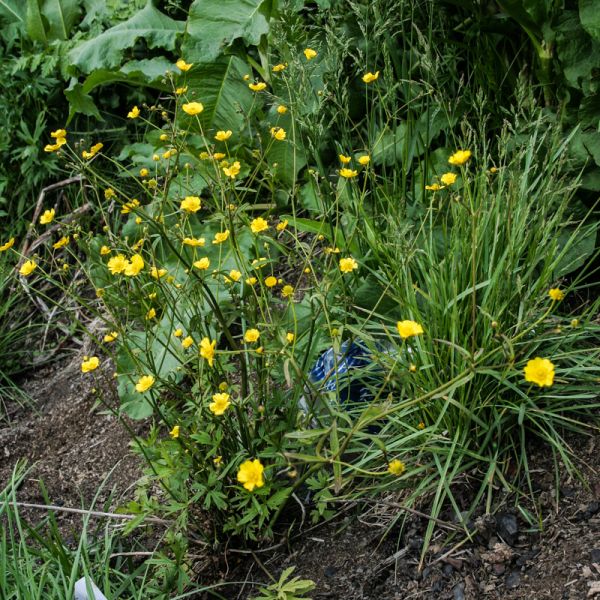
1 351 599 599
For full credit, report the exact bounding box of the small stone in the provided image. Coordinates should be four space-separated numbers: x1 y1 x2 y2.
496 513 518 546
453 582 466 600
505 570 521 589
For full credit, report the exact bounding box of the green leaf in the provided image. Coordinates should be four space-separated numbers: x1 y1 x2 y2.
554 224 597 277
64 58 172 120
64 81 102 120
68 1 184 73
0 0 25 24
555 11 600 93
580 0 600 41
42 0 81 40
183 56 254 130
26 0 48 44
182 0 273 63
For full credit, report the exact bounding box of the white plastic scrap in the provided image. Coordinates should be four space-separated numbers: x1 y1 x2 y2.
74 577 108 600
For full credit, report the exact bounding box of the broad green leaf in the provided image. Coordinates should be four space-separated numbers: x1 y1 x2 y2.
42 0 81 40
26 0 48 43
65 58 172 120
580 0 600 41
182 0 272 63
554 225 597 277
555 11 600 93
0 0 25 23
183 56 254 130
68 1 184 73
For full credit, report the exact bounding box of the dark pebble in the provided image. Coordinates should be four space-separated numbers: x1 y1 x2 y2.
585 501 600 519
505 570 521 589
453 582 466 600
496 513 518 546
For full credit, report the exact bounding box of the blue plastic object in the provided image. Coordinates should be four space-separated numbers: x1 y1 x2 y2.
300 340 378 414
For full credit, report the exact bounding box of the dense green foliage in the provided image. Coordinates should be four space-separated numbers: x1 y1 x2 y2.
0 0 599 597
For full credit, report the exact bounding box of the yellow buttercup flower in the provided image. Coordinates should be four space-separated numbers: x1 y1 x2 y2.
193 257 210 270
440 172 457 186
339 257 358 273
52 236 69 249
250 217 269 234
40 208 55 224
183 237 205 247
212 230 230 244
200 337 217 367
303 48 317 60
448 149 471 166
19 259 37 277
237 458 265 491
0 237 15 252
44 138 66 152
358 155 370 165
82 142 103 159
209 392 231 415
103 331 118 343
182 102 204 115
244 328 260 343
81 356 100 373
548 288 565 301
276 105 288 114
169 424 180 438
339 154 351 164
362 71 379 83
223 161 241 179
180 195 202 213
215 130 232 141
388 459 405 476
107 254 128 274
176 59 193 71
339 168 358 178
397 320 424 339
270 126 286 141
249 81 267 92
524 357 555 387
124 254 144 276
127 106 140 119
135 375 155 392
121 198 140 214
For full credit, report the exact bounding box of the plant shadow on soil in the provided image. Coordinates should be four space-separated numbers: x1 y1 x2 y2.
1 351 599 599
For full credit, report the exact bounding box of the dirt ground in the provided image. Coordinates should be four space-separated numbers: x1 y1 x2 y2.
1 351 599 599
0 351 142 534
